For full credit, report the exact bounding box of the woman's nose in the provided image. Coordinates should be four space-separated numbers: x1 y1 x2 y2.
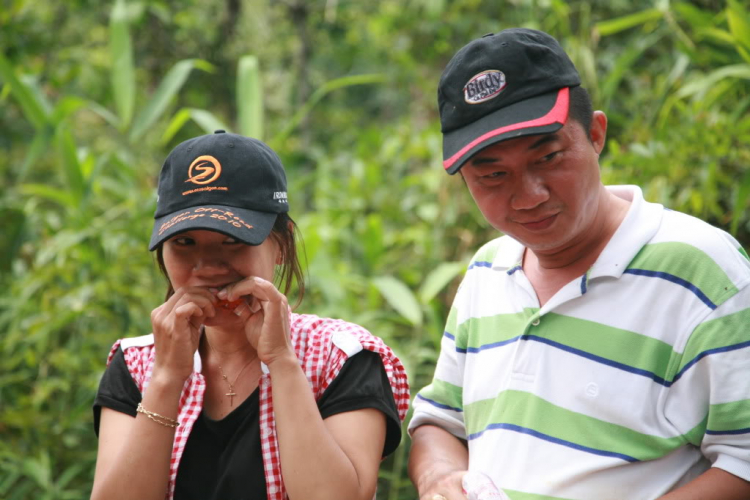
192 254 229 273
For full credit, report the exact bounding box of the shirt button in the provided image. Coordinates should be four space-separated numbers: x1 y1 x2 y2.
531 318 541 326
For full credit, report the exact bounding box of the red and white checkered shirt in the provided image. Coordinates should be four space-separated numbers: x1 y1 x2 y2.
106 312 410 500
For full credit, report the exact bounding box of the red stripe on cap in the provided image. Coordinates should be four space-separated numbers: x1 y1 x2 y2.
443 87 570 171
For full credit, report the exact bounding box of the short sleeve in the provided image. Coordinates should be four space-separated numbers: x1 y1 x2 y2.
92 346 142 435
665 285 750 481
316 350 402 457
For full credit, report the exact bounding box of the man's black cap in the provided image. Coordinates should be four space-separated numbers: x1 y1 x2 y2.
148 130 289 250
438 28 581 174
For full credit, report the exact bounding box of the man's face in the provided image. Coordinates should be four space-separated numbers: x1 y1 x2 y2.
460 113 607 255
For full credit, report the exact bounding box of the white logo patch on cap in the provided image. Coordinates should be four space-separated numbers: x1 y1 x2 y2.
273 191 288 204
464 70 506 104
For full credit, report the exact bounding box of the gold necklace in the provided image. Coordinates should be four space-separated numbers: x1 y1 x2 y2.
207 342 256 406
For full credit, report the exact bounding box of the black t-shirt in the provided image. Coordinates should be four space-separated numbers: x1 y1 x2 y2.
93 348 401 500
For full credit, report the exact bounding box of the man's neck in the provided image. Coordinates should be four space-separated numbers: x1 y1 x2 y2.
523 189 631 305
533 189 630 269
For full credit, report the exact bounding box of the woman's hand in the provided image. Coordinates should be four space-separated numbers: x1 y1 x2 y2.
150 286 217 382
218 277 294 366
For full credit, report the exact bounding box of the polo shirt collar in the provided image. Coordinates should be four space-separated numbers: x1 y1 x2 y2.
589 185 662 279
491 234 525 271
490 185 663 278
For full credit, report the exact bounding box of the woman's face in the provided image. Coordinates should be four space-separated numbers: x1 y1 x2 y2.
162 229 279 324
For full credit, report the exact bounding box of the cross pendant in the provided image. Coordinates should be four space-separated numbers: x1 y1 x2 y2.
226 390 236 406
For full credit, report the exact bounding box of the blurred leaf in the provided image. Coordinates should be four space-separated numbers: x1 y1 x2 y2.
110 0 135 130
676 64 750 99
600 33 662 106
3 480 34 500
54 462 85 490
160 108 192 144
237 55 263 139
0 53 49 130
85 100 121 128
695 27 737 46
21 452 50 489
0 209 24 275
727 0 750 61
54 123 85 204
372 276 423 326
271 73 386 146
0 468 22 496
18 130 51 183
418 262 465 304
19 184 76 209
161 108 230 143
129 59 215 142
362 214 385 269
594 8 663 36
50 96 88 125
673 2 714 30
189 109 231 135
731 169 750 235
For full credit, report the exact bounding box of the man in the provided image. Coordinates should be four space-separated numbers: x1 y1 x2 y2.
408 28 750 500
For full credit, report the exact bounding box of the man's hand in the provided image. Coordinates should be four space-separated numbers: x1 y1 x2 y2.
409 425 470 500
417 470 466 500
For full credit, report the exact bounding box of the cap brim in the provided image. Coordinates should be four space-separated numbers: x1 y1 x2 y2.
149 204 278 250
442 87 571 174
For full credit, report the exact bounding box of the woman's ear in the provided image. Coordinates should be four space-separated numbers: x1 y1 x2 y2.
275 220 294 265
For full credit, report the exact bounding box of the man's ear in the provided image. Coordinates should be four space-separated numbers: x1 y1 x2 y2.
590 111 608 155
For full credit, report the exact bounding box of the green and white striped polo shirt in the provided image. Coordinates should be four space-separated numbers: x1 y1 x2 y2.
410 185 750 500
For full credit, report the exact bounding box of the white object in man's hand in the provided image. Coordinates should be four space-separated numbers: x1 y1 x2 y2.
461 471 510 500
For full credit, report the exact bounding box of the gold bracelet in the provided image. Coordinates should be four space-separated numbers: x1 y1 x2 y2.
136 403 179 428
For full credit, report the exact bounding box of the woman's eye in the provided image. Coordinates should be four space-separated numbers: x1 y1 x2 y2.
172 237 193 246
224 237 241 245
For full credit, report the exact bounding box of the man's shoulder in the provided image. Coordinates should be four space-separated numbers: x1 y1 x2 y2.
632 209 750 304
649 210 748 269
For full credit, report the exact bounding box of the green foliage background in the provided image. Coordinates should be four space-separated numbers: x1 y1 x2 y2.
1 0 748 498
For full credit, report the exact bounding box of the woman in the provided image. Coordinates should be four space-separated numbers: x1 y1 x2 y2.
91 131 410 500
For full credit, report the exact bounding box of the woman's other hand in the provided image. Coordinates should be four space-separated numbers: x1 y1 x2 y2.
150 286 217 381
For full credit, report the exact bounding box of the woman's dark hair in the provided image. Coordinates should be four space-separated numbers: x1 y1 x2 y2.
568 85 594 141
155 213 306 308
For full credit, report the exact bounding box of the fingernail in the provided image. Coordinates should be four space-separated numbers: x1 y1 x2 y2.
208 287 218 294
217 289 227 299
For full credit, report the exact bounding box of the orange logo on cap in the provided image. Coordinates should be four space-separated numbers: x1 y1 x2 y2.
185 155 222 185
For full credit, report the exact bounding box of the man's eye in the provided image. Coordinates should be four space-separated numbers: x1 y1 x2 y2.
483 171 505 179
541 151 559 162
